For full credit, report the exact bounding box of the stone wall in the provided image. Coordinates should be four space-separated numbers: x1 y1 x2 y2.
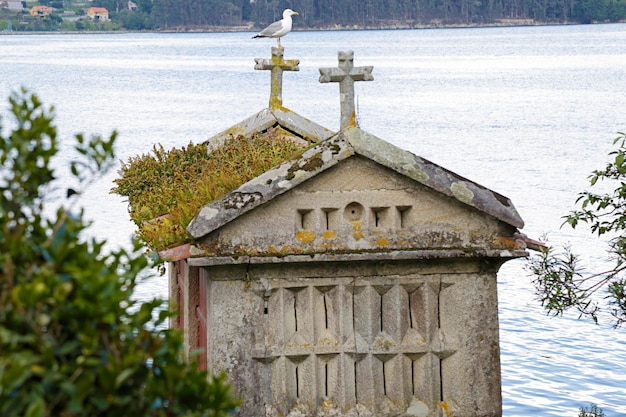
179 257 505 417
194 156 517 259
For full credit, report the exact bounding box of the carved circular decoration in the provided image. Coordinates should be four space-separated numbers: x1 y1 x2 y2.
343 202 364 222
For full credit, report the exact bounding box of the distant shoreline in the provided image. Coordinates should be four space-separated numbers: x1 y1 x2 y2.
1 19 624 35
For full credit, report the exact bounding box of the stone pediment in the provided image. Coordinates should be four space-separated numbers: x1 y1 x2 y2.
186 126 526 261
179 49 529 262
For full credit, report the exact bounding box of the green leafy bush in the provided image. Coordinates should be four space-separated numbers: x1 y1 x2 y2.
0 89 240 416
111 127 307 250
529 132 626 327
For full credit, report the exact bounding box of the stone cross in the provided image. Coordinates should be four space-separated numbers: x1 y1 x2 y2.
319 51 374 130
254 46 300 109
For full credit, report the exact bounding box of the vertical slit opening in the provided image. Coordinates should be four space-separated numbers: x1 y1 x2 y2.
438 278 444 402
354 361 358 402
264 299 268 315
382 361 387 396
298 209 312 230
397 206 411 229
437 279 442 331
294 295 298 332
324 294 329 329
372 207 389 228
325 362 329 397
296 366 299 398
323 208 338 230
411 360 415 396
351 280 358 405
439 357 444 402
408 293 414 329
379 295 384 333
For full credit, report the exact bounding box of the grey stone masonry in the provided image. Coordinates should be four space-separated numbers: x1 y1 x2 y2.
319 51 374 130
255 47 300 109
182 124 530 417
203 47 333 151
187 258 507 417
187 127 524 246
170 49 535 417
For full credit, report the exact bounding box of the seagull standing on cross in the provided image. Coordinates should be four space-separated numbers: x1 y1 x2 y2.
253 9 299 49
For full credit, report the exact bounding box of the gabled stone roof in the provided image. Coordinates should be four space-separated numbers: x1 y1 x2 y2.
203 46 334 150
187 125 524 240
204 106 334 150
186 49 523 249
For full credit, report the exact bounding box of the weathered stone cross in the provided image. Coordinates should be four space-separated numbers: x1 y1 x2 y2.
254 46 300 109
319 51 374 130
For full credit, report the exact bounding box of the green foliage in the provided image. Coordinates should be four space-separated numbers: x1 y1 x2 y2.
116 10 155 30
149 0 626 29
527 241 599 321
0 89 240 416
60 20 79 31
565 133 626 237
8 0 626 31
579 403 606 417
111 127 307 250
528 132 626 327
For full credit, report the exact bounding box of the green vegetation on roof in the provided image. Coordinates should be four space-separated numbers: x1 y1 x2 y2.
111 126 307 251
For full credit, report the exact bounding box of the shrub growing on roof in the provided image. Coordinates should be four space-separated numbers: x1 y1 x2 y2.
111 126 307 250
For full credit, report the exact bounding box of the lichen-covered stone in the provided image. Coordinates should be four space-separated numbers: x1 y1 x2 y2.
177 124 527 417
188 127 524 252
171 50 530 417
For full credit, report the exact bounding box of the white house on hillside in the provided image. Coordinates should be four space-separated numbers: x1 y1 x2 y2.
0 1 24 11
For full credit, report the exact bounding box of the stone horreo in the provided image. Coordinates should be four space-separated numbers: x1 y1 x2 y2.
164 47 539 417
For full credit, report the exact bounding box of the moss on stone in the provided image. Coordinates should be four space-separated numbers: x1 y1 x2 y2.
111 126 308 251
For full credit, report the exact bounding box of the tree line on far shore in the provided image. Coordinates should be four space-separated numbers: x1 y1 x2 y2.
1 0 625 31
144 0 626 30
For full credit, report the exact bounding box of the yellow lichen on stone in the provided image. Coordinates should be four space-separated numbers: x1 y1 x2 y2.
321 399 335 411
438 400 453 416
323 230 337 240
373 336 394 349
296 230 316 244
349 110 358 128
351 221 364 239
377 237 389 247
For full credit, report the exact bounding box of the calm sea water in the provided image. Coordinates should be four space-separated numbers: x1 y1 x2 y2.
1 24 626 416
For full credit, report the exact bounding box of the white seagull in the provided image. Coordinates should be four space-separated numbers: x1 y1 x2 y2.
252 9 299 48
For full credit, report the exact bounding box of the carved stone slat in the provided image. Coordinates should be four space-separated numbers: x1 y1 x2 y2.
250 279 460 415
